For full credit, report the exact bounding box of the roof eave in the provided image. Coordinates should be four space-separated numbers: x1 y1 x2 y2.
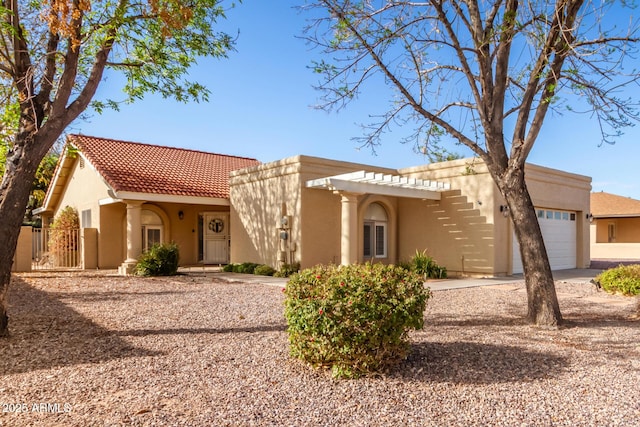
106 191 230 206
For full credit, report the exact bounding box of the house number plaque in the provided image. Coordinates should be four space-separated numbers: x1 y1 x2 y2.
208 218 224 233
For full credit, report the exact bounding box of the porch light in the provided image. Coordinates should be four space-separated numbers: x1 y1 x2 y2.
587 213 593 223
178 210 184 220
500 205 510 217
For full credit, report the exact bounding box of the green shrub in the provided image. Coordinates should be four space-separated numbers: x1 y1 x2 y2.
403 249 447 279
274 262 300 278
231 262 259 274
135 243 180 276
284 263 430 379
595 264 640 296
222 263 234 272
254 264 276 276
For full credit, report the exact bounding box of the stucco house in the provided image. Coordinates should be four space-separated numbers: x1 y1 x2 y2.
34 135 592 276
590 191 640 261
230 155 591 276
35 135 260 273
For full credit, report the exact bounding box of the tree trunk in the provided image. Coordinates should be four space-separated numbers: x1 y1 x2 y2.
0 135 52 337
500 167 563 327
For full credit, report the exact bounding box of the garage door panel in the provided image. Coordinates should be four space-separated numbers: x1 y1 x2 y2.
512 209 576 274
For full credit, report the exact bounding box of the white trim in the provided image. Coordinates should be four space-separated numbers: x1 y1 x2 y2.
99 191 229 206
306 170 450 200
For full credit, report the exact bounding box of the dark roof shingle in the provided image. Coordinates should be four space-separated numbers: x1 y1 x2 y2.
69 134 260 199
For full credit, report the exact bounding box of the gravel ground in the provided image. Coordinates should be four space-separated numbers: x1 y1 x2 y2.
0 271 638 426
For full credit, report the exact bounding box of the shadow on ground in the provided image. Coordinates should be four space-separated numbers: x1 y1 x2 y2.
394 340 567 384
113 324 287 337
0 277 160 375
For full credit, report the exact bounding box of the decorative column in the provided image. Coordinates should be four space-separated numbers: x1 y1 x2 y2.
339 192 359 265
118 200 144 275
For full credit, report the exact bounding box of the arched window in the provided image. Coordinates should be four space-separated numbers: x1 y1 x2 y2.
363 203 387 258
141 209 163 251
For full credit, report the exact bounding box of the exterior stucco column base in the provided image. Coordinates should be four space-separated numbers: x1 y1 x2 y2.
120 200 144 275
118 261 137 276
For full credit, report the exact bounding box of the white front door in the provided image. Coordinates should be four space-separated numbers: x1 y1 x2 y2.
203 213 229 264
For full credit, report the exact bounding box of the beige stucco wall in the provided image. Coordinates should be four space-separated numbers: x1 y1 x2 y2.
594 217 640 243
51 156 111 228
230 155 399 269
399 160 502 275
98 203 125 268
298 157 399 268
12 226 33 272
401 159 591 274
230 158 302 267
232 156 591 276
82 228 98 269
590 218 640 260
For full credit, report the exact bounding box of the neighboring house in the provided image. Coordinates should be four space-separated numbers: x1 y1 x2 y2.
34 135 592 276
590 191 640 261
35 135 260 274
230 155 592 276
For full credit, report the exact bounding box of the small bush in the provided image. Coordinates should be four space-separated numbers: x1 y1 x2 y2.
273 262 300 277
274 262 300 278
284 263 430 379
254 264 276 276
135 243 180 276
595 264 640 296
232 262 259 274
401 249 447 279
222 264 234 272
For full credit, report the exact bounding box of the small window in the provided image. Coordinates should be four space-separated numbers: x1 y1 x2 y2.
570 213 576 221
375 225 386 257
546 210 554 219
562 212 569 221
81 209 91 228
537 210 544 218
143 226 162 251
554 211 562 220
363 203 388 259
363 223 372 258
141 209 163 251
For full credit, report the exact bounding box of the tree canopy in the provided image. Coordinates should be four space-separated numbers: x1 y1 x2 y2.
303 0 639 326
304 0 639 159
0 0 238 337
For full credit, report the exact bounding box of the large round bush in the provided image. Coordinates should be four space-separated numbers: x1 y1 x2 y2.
595 264 640 296
284 263 430 378
135 242 180 276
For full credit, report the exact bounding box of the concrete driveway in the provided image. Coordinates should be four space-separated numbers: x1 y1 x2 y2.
428 268 604 291
202 268 608 292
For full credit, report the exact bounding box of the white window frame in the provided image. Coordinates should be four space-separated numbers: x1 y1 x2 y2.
363 220 387 259
142 225 163 251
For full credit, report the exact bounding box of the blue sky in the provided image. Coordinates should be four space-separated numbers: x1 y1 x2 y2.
74 1 640 200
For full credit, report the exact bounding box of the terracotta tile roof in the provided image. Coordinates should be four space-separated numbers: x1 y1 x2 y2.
591 191 640 217
68 134 260 199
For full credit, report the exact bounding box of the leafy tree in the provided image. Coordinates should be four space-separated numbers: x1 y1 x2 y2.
303 0 639 326
0 0 237 337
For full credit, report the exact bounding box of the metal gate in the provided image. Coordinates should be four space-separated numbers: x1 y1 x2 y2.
32 228 81 270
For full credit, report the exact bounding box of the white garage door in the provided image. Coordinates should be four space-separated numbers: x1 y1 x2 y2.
512 209 577 274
